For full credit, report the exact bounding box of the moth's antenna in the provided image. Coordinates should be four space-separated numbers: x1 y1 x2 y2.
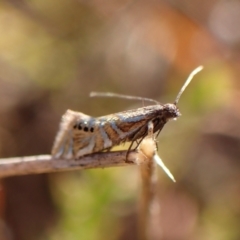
174 66 203 105
90 92 160 105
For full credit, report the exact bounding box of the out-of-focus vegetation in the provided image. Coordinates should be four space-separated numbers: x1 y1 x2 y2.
0 0 239 239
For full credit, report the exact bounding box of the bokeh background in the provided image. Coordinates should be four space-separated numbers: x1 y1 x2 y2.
0 0 239 239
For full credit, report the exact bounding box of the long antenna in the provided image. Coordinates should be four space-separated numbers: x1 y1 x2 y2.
90 92 160 105
174 66 203 105
90 66 203 106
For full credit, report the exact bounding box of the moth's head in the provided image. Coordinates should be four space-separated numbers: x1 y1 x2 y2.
163 103 181 120
164 66 203 121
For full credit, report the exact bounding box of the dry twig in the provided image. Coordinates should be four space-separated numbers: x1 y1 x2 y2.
0 151 137 178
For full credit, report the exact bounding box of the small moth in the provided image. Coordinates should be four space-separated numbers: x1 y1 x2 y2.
51 66 203 159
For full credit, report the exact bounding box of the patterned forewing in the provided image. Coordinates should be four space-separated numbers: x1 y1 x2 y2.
52 105 166 159
100 105 165 144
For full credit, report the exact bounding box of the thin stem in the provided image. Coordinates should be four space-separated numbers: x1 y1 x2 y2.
0 151 137 178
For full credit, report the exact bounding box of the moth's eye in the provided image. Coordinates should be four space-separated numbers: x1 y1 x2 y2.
78 125 82 130
90 127 94 132
84 127 88 132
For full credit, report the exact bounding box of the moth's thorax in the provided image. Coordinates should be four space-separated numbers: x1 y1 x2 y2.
162 103 181 120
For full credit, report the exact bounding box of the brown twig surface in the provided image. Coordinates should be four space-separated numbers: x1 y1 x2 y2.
137 122 159 240
0 151 137 178
138 156 157 240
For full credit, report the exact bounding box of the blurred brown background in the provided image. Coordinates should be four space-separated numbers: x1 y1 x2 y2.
0 0 239 239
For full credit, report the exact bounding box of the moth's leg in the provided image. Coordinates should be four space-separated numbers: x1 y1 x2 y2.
125 120 157 163
134 137 145 148
126 137 147 163
135 139 140 145
147 121 154 135
154 124 165 151
103 147 112 152
125 140 135 163
125 131 149 163
155 125 164 138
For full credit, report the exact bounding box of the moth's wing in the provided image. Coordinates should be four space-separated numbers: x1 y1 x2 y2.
71 119 98 158
51 110 93 159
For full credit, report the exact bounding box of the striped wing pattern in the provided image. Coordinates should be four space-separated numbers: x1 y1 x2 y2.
51 104 178 159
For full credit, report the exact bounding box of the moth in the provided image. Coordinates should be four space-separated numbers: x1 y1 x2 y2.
51 66 203 159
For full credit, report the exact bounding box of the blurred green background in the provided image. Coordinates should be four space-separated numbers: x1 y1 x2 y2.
0 0 239 239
